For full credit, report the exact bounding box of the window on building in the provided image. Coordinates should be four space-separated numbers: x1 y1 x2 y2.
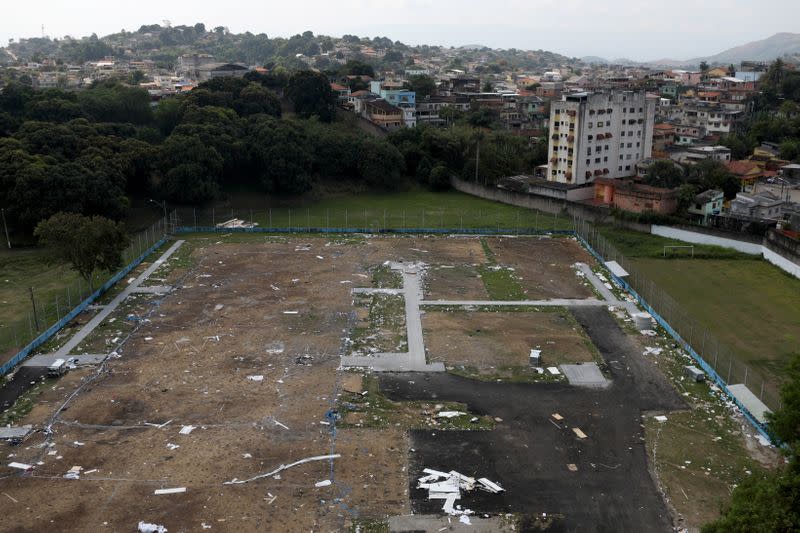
627 143 632 148
604 156 608 162
620 143 624 148
586 148 591 155
637 130 641 137
618 166 623 171
606 121 611 126
636 142 640 147
586 159 590 165
626 154 632 160
595 146 601 153
597 122 603 127
639 107 643 112
588 135 593 140
595 158 601 163
625 165 631 170
619 154 624 160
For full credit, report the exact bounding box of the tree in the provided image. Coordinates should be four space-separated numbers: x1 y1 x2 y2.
482 80 494 92
643 160 685 188
406 75 436 98
35 212 129 289
285 70 336 122
157 134 223 202
703 353 800 533
234 83 281 117
699 61 709 80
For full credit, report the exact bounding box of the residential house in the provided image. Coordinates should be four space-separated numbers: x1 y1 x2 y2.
364 98 404 130
688 189 724 224
593 177 679 214
370 80 416 127
728 191 786 221
727 159 781 192
671 145 732 165
330 82 351 104
415 95 470 127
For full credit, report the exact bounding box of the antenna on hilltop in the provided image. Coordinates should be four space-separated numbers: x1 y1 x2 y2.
41 24 45 38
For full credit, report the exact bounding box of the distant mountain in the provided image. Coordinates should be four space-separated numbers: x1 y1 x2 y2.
645 32 800 68
698 32 800 65
458 44 488 50
580 56 609 64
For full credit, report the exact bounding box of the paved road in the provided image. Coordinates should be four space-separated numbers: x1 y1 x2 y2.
380 306 686 532
52 240 185 358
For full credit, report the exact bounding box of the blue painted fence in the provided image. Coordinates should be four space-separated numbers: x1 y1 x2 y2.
0 237 167 376
175 226 576 236
575 233 774 443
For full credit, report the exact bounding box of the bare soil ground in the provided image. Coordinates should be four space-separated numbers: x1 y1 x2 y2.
424 265 488 301
0 234 770 532
423 310 597 378
485 236 593 299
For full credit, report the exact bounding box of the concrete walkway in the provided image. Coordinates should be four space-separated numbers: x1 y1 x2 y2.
342 262 444 372
576 262 638 316
50 240 184 358
420 298 606 307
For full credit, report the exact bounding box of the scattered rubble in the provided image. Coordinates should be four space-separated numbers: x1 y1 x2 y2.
417 468 504 517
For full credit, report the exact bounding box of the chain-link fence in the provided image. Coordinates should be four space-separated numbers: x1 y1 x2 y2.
171 206 575 234
575 217 782 413
0 217 169 370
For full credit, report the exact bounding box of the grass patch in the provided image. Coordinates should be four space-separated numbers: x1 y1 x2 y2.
480 237 496 263
632 257 800 390
348 294 407 355
0 376 52 425
176 190 575 232
338 374 495 430
477 265 526 300
597 227 751 260
447 364 566 384
370 264 402 289
349 518 389 533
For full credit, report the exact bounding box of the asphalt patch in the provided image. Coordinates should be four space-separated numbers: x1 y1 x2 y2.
380 306 685 532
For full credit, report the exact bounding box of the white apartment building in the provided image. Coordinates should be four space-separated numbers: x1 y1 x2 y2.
547 91 656 185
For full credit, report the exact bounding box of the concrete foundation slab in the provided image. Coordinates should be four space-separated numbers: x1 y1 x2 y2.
560 363 611 388
728 384 771 424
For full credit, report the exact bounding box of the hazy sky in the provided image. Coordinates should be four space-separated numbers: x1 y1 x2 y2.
3 0 799 61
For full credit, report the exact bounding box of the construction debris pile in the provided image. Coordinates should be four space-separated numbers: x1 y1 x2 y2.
417 468 504 522
215 218 258 229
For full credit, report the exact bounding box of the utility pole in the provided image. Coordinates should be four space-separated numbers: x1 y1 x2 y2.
29 287 39 331
149 199 168 236
474 138 480 183
1 208 10 249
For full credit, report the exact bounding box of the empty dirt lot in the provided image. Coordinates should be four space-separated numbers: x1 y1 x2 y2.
0 234 685 532
423 310 598 376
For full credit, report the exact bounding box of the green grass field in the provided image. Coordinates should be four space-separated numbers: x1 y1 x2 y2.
599 226 800 393
175 190 573 232
632 257 800 374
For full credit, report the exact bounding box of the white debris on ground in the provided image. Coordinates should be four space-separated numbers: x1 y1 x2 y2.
417 468 504 517
640 329 658 337
215 218 257 229
643 347 663 356
138 521 168 533
436 411 467 418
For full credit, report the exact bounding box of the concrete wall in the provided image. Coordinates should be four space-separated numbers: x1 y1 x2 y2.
763 247 800 277
651 225 764 255
652 225 800 279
